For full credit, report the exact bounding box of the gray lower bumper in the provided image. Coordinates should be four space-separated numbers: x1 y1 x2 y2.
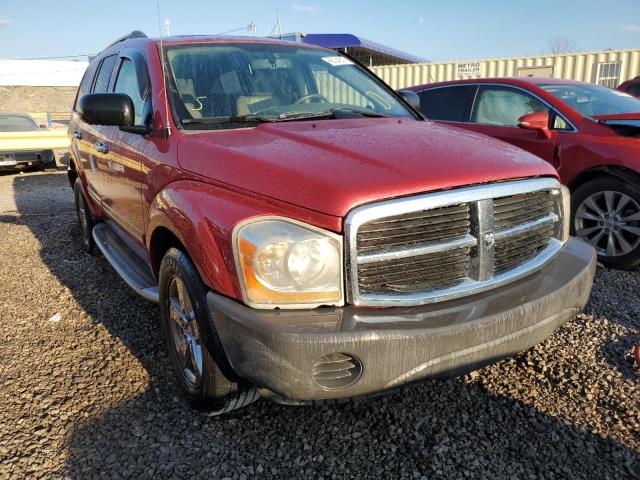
207 238 596 401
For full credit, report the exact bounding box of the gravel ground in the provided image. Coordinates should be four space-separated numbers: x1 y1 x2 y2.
0 171 638 479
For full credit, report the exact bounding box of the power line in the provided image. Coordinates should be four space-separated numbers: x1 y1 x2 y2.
2 54 95 61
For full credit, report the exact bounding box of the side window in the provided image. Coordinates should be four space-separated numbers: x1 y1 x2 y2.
417 86 476 122
471 86 548 127
310 64 371 108
113 58 147 125
74 65 95 110
92 55 117 93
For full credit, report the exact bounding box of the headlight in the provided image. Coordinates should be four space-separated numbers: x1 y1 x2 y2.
233 218 344 309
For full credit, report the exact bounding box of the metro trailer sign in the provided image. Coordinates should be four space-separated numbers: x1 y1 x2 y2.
456 62 481 78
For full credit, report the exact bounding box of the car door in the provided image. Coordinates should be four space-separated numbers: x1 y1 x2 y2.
102 51 152 243
78 54 119 205
462 85 557 163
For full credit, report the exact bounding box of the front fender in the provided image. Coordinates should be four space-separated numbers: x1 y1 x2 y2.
146 180 342 301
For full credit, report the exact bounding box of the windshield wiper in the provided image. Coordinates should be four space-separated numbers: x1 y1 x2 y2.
181 114 274 125
328 108 389 118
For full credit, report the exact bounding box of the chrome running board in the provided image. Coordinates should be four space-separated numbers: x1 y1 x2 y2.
92 223 159 303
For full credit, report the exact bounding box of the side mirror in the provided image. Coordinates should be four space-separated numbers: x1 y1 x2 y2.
518 111 552 139
78 93 134 128
397 90 421 111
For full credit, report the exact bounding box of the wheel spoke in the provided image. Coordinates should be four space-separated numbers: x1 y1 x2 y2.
621 225 640 237
176 279 195 321
575 209 601 222
621 211 640 222
187 335 203 379
576 226 602 238
604 191 615 214
169 297 188 329
606 233 617 256
613 231 634 254
613 193 632 216
585 196 605 217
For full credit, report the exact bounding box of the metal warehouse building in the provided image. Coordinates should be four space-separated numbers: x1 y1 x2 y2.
371 48 640 90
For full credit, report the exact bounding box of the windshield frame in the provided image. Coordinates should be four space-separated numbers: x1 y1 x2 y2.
159 41 423 131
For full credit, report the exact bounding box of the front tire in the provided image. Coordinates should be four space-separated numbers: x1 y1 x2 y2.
159 247 259 415
572 177 640 269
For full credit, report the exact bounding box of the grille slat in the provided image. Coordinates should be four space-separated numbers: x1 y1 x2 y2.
349 181 564 305
357 204 470 252
495 225 554 273
494 191 555 230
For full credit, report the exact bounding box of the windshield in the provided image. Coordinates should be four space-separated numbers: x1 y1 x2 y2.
0 114 38 132
164 42 415 129
540 84 640 118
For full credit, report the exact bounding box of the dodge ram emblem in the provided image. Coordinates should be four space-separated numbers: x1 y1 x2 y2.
483 232 495 249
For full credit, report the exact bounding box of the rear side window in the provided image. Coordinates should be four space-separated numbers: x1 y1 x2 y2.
113 58 146 125
471 86 548 127
417 86 476 122
92 55 117 93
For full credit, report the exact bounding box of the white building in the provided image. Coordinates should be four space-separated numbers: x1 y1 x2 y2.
372 48 640 90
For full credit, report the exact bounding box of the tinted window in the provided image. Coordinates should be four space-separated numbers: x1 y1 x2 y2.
114 58 146 125
92 55 117 93
0 115 38 132
417 86 476 122
472 86 548 127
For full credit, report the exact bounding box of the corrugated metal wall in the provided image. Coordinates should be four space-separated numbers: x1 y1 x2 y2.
371 49 640 90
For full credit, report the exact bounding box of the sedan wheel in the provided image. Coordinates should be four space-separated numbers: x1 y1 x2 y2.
574 190 640 258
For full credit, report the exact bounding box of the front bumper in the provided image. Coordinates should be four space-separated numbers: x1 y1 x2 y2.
207 237 596 401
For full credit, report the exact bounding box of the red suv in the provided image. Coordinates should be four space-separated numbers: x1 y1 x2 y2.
68 33 595 415
409 78 640 268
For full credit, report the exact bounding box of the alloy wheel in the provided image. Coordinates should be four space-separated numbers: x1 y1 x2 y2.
167 276 204 388
574 190 640 257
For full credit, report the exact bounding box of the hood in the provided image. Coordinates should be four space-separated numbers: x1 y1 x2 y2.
593 113 640 138
177 118 557 218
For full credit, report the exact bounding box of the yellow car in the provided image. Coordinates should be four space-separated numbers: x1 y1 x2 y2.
0 113 58 171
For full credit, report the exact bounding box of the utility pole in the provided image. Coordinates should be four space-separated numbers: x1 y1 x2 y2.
249 20 257 36
164 19 171 36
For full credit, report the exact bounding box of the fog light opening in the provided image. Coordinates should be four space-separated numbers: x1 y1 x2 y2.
311 352 362 390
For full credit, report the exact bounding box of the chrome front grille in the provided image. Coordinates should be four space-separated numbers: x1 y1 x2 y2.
345 178 567 307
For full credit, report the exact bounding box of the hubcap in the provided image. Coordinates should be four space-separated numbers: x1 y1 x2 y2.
167 277 203 387
575 190 640 257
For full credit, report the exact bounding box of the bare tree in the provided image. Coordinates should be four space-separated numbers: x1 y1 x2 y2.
548 37 578 55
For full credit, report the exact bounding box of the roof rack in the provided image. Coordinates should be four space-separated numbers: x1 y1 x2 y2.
104 31 148 51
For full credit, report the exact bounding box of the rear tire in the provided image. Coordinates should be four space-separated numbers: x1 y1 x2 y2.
571 177 640 269
41 150 57 171
73 179 98 255
159 247 259 415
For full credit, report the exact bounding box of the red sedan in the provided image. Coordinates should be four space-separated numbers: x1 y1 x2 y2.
408 78 640 268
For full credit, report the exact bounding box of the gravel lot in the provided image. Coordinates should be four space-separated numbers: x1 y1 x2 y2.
0 170 638 479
